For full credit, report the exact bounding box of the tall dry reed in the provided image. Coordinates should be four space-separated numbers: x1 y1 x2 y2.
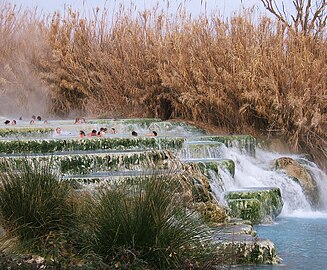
0 2 326 169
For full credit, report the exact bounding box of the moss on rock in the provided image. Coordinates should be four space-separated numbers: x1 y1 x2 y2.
217 238 279 265
227 198 263 225
225 188 284 224
0 150 176 175
182 141 224 159
0 137 185 154
0 127 53 138
219 159 235 177
194 201 227 224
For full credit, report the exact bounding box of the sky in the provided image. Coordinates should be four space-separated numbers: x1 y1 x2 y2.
6 0 274 18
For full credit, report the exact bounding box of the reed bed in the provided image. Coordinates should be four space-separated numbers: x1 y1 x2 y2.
0 2 326 169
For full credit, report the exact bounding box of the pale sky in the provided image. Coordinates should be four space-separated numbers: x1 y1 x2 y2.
6 0 272 17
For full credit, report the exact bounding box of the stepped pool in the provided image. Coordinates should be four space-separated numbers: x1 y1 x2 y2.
0 117 326 267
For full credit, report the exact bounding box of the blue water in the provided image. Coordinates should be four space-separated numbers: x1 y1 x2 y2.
235 216 327 270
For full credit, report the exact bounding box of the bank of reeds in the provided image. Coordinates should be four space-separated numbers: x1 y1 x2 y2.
0 2 326 169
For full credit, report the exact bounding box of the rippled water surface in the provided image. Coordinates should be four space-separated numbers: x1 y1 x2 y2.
235 216 327 270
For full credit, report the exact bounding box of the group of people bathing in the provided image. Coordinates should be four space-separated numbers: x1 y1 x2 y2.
54 127 114 137
76 129 157 138
77 127 115 138
4 115 84 126
4 115 48 126
72 117 158 138
55 127 158 138
4 119 17 125
3 116 158 138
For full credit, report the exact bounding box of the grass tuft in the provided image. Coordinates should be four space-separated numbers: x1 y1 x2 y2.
0 160 77 252
88 175 215 269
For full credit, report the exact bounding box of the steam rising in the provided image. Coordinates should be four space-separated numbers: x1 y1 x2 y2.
0 63 49 118
0 3 50 118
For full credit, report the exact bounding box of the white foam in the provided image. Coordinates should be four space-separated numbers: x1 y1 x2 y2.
281 210 327 219
215 147 327 216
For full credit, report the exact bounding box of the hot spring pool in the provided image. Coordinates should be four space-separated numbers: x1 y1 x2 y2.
234 214 327 270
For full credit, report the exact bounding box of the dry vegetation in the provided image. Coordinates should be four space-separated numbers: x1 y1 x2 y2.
0 1 326 169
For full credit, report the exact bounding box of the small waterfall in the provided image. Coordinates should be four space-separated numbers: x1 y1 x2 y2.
181 139 327 217
220 147 327 216
180 141 224 159
300 160 327 209
207 165 235 206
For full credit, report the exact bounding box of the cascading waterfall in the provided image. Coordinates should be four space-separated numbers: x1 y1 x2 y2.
181 139 327 217
301 160 327 210
221 147 314 215
2 117 325 268
207 165 234 206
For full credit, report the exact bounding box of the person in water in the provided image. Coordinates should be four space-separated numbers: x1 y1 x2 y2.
88 130 97 137
37 116 42 121
110 127 117 134
30 120 35 125
4 120 10 125
55 127 62 135
11 120 17 125
146 131 158 136
98 128 106 137
131 131 138 137
74 117 86 124
79 130 86 138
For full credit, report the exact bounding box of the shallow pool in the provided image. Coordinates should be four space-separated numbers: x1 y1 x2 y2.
234 214 327 270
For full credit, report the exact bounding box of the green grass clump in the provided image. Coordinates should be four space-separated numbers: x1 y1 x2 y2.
0 160 220 268
88 175 215 269
0 161 77 251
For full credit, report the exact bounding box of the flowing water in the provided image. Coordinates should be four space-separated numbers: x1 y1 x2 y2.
203 146 327 270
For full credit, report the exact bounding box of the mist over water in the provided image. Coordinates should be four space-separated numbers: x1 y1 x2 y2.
0 64 49 118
